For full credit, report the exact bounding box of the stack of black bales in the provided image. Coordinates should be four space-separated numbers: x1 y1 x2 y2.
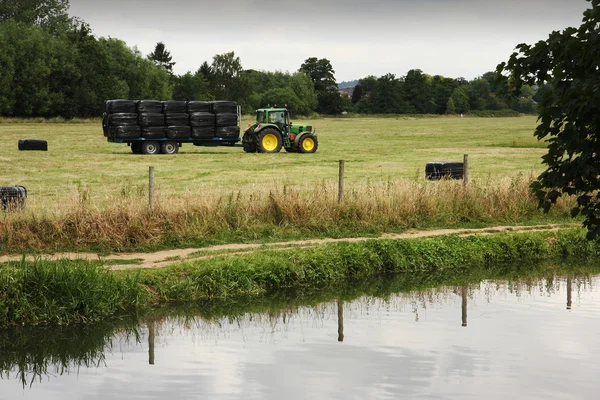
188 101 215 139
164 101 190 140
212 101 239 138
104 100 140 139
137 100 165 139
425 162 464 180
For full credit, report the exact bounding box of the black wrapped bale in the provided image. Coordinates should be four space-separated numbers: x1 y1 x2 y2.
167 126 191 139
136 100 163 114
190 112 215 127
105 100 136 114
139 113 165 128
215 113 237 127
163 101 187 113
108 113 138 126
187 101 212 113
18 139 47 151
191 126 215 139
110 126 141 139
165 113 189 126
142 127 166 139
425 162 464 180
215 126 239 138
0 186 27 210
211 100 237 114
102 113 109 137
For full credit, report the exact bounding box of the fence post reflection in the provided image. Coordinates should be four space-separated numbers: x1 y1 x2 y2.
567 276 572 311
461 286 468 327
337 300 344 342
148 320 156 365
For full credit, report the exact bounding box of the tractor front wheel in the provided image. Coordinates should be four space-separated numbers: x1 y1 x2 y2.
256 128 283 153
297 134 318 153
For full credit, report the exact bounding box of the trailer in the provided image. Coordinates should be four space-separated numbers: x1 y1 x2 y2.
103 100 241 154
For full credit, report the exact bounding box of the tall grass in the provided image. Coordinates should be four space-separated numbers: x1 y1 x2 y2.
0 175 576 253
0 258 148 326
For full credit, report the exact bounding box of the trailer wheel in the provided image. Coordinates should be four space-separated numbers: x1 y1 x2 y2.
131 142 142 154
161 141 179 154
141 141 160 155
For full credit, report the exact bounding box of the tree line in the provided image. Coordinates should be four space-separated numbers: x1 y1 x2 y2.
0 0 538 118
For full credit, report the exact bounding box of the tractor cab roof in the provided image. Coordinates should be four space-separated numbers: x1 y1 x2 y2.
257 107 288 112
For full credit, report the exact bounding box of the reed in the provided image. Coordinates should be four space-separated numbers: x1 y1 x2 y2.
0 175 576 252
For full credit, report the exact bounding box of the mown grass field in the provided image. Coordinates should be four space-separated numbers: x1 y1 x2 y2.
1 115 575 254
1 115 546 207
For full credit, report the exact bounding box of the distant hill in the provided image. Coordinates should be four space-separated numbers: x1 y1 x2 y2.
338 80 359 89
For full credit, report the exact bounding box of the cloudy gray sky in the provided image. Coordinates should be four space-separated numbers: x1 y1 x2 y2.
68 0 588 82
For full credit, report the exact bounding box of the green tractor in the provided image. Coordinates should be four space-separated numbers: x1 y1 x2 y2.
242 107 319 153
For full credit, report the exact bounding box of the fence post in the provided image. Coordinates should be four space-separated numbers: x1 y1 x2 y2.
149 166 155 211
338 160 345 204
463 154 469 193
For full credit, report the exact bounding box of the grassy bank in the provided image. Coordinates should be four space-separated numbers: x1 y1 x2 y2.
0 229 598 327
0 175 576 253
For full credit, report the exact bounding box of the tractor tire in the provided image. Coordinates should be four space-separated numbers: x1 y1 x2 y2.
141 141 160 155
256 128 283 153
161 141 179 154
297 134 318 153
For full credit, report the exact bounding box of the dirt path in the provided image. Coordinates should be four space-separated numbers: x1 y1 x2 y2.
0 224 569 270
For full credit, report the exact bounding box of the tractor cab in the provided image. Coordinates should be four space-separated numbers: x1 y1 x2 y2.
243 106 319 154
257 108 289 133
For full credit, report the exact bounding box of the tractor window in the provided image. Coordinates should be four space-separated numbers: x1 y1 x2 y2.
268 111 285 124
257 111 266 123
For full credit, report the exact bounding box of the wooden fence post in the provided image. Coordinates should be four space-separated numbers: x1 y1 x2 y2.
463 154 469 193
149 166 155 211
338 160 345 204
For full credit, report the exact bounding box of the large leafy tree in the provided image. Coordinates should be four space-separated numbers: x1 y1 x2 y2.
497 0 600 238
299 57 342 114
0 0 70 29
211 51 246 100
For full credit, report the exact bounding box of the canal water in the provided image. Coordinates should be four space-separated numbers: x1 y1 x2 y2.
1 268 599 399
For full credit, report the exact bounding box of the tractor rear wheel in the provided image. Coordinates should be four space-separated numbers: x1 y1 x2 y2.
256 128 283 153
297 134 318 153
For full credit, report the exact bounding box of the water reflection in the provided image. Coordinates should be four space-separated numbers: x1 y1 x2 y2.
1 262 600 399
461 286 468 327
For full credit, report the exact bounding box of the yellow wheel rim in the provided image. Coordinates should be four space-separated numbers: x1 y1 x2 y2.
262 133 278 151
302 137 315 151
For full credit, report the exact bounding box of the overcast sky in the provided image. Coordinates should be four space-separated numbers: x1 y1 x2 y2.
68 0 588 82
